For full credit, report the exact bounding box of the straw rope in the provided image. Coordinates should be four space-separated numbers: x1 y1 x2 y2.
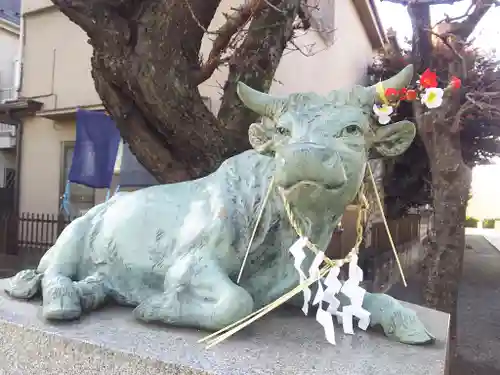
201 165 406 348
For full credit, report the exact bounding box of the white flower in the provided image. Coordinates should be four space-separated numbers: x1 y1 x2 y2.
373 104 393 125
377 115 392 125
421 87 444 109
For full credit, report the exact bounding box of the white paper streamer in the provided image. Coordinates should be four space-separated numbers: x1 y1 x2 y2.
288 237 311 315
339 253 371 333
289 242 371 345
308 251 325 280
314 277 338 345
316 305 336 345
312 278 324 306
323 267 342 315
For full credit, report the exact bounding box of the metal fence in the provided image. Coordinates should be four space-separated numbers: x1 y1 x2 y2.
0 211 423 262
0 212 72 256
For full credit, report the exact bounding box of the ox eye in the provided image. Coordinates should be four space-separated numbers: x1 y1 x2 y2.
276 126 291 136
342 125 362 136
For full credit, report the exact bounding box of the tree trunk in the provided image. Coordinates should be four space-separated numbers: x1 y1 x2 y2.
51 0 301 183
419 115 472 355
218 0 300 130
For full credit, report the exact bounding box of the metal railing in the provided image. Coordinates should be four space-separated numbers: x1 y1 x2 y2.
0 87 15 102
0 123 16 136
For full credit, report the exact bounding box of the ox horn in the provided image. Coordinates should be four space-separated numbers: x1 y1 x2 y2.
237 82 288 118
367 64 414 102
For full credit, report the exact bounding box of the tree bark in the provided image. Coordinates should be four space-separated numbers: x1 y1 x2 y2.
419 113 471 354
218 0 301 131
52 0 229 182
403 1 494 356
51 0 301 183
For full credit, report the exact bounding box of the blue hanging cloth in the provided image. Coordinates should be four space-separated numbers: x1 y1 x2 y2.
118 142 159 188
60 181 71 215
68 109 121 189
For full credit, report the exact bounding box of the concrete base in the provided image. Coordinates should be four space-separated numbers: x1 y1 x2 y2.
0 278 449 375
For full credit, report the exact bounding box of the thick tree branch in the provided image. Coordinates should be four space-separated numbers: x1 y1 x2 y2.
51 0 252 183
297 3 312 30
217 0 301 134
384 0 498 42
91 53 190 183
453 0 499 40
407 2 433 73
194 0 266 85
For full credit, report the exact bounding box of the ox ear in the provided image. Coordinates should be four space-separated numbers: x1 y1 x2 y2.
372 120 416 157
248 119 276 155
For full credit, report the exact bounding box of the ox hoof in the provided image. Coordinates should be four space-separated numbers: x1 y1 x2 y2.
43 305 82 321
42 275 82 321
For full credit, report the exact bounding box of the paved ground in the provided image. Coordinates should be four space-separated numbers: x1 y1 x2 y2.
2 234 499 374
390 234 500 375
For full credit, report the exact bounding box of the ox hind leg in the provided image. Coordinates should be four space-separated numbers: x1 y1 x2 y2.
133 254 254 331
5 269 43 299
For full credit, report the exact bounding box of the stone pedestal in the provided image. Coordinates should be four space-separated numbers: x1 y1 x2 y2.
0 279 449 375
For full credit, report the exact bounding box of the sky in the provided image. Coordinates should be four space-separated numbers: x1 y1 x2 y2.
377 0 500 52
375 0 500 218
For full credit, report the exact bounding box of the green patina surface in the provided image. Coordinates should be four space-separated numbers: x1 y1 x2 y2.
5 64 433 345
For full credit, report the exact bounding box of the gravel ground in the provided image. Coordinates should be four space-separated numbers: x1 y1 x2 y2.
389 234 500 375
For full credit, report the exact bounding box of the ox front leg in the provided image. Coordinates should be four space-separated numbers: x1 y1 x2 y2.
42 273 82 320
362 292 435 345
133 254 254 331
41 272 109 320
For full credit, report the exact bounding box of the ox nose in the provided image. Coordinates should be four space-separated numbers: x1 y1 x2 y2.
275 143 347 188
279 142 332 162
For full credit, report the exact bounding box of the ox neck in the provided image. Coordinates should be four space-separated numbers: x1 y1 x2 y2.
276 184 342 245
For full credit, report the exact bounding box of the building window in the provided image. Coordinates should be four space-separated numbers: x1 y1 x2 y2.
60 141 95 217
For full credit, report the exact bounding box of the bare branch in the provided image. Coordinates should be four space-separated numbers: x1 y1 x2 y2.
382 0 468 5
407 2 433 72
193 0 319 85
184 0 211 34
434 2 474 26
454 0 499 40
288 38 328 57
217 0 301 130
194 0 266 85
427 29 468 77
451 90 500 132
297 3 311 30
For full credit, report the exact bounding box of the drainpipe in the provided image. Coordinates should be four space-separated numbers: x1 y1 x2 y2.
12 11 27 217
13 13 26 99
13 116 22 218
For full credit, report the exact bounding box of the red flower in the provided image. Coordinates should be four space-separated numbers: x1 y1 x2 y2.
420 69 438 88
385 87 399 101
450 76 461 90
399 88 408 100
405 89 417 101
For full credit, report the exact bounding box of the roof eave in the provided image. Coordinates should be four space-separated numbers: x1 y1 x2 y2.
0 17 20 35
352 0 387 50
0 99 43 124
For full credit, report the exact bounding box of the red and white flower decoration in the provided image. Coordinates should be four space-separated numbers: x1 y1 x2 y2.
372 68 462 125
372 104 393 125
